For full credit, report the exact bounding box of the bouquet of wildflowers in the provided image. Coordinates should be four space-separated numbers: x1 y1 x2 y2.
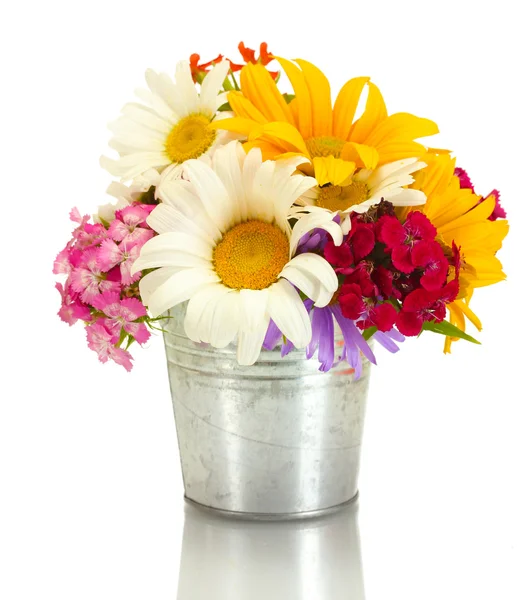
54 42 509 375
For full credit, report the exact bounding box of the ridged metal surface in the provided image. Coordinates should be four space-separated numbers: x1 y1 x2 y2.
164 303 371 518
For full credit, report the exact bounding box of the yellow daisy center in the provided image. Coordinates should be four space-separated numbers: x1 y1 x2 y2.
213 220 290 290
306 136 346 159
164 114 216 163
316 181 370 212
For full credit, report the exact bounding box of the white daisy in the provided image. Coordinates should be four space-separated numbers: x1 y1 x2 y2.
301 157 427 233
100 60 232 181
131 141 343 366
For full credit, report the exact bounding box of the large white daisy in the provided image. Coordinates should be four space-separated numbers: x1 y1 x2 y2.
301 157 427 232
100 60 232 181
131 141 343 365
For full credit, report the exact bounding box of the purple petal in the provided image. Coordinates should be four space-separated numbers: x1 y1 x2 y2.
373 330 400 353
317 308 335 372
263 319 282 350
386 327 405 342
281 339 295 357
306 308 322 359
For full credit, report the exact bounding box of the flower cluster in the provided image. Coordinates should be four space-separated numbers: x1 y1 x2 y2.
53 203 159 371
326 204 461 334
55 42 508 374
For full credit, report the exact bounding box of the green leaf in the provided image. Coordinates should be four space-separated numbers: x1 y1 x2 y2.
388 297 402 310
421 320 481 344
283 93 296 104
362 326 377 341
218 101 232 112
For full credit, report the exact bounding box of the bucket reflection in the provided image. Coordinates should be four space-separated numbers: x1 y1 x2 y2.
176 500 365 600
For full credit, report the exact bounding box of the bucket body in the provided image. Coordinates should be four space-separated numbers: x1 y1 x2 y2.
164 303 371 518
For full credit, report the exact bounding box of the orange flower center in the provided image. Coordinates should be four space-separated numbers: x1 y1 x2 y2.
213 220 290 290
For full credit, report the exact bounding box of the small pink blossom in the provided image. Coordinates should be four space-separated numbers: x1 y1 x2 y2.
75 223 109 249
70 248 121 303
97 239 144 285
109 205 155 246
53 246 73 275
56 282 91 325
91 292 151 345
86 323 133 371
70 207 86 223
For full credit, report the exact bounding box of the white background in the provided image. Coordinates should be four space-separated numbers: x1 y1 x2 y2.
1 1 518 598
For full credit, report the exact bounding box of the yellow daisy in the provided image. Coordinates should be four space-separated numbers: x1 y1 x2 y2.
414 153 509 352
214 57 439 188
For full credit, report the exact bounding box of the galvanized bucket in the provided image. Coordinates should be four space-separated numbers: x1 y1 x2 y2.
163 303 371 519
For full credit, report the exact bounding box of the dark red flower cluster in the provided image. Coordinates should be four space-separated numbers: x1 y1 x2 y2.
324 204 460 337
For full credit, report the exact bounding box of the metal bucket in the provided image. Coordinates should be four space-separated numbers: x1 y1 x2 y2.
163 303 371 519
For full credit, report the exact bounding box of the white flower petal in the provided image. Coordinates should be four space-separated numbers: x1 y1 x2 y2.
171 61 200 117
134 87 176 121
280 253 338 307
239 289 269 332
211 141 247 224
250 160 276 222
144 69 178 112
289 210 343 255
121 102 174 131
365 158 424 189
148 268 219 317
156 180 222 241
208 290 241 348
147 203 215 244
237 316 270 366
267 279 312 348
242 147 264 204
184 283 231 343
199 60 230 114
273 173 318 231
139 267 181 306
182 159 235 233
389 188 427 206
100 153 169 181
131 232 214 273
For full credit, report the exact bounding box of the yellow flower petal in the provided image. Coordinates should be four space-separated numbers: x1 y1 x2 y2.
413 153 456 198
276 56 313 139
211 116 259 136
240 63 294 125
249 122 309 155
341 142 379 169
365 113 439 148
228 91 268 123
332 76 370 139
376 141 428 165
242 140 284 160
440 195 496 235
313 156 356 186
349 81 388 143
294 59 333 137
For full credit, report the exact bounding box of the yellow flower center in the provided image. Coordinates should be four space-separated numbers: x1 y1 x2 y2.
306 136 346 159
213 220 290 290
316 181 370 212
164 114 216 163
